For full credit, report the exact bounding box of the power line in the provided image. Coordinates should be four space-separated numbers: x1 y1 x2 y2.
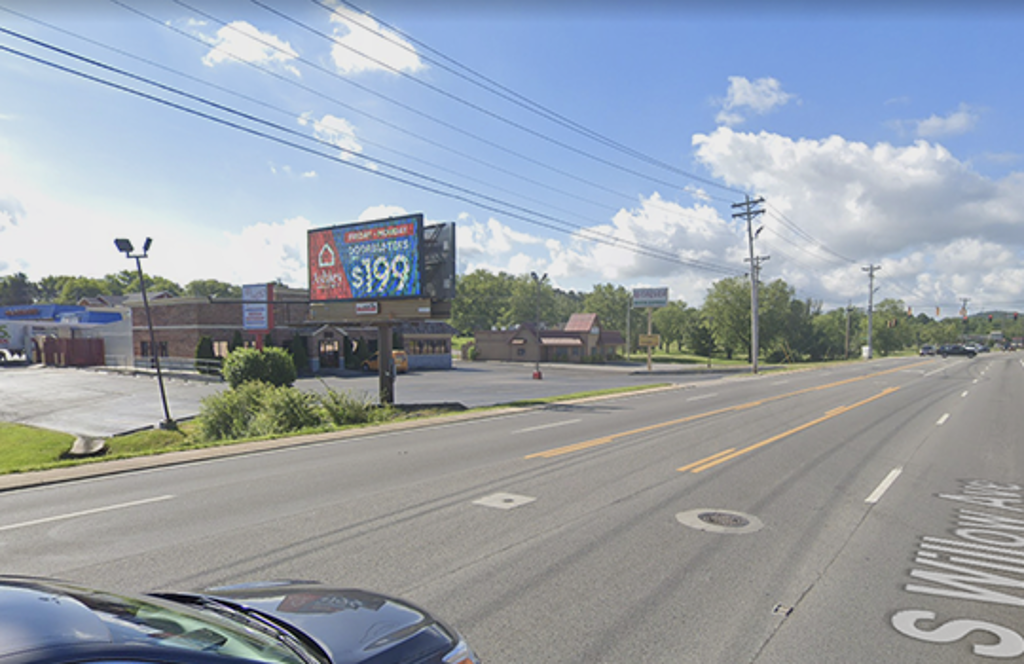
236 0 738 201
307 0 742 197
112 0 726 232
0 33 741 277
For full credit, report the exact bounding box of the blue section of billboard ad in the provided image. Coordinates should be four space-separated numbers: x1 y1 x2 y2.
309 215 423 302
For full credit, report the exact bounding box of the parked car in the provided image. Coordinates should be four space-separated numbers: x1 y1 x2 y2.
937 344 976 358
362 349 409 373
919 344 936 356
0 576 479 664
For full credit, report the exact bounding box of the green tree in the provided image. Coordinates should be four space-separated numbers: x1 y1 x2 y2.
450 269 515 334
582 283 634 340
184 279 241 299
57 276 110 304
0 272 36 305
504 273 558 329
652 301 691 352
686 317 716 359
36 276 72 302
868 299 915 355
702 276 750 360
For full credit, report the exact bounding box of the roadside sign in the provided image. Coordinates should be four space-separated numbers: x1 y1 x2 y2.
638 334 661 347
633 287 668 308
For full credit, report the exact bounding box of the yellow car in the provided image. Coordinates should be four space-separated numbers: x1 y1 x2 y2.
362 349 409 373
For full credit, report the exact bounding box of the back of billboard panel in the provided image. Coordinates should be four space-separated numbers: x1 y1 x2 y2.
309 215 423 302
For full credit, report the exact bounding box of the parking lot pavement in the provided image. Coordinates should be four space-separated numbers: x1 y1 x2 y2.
0 365 225 437
0 361 730 438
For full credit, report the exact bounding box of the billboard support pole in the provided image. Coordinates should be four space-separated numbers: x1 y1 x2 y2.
647 307 653 372
378 322 394 405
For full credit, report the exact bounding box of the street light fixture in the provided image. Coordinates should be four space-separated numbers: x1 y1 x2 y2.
115 237 175 430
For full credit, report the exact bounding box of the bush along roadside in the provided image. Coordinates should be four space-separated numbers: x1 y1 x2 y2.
196 380 394 443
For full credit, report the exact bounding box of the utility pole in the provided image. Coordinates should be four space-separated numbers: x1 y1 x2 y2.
626 291 631 359
844 300 852 360
960 297 970 341
733 195 767 374
863 264 881 359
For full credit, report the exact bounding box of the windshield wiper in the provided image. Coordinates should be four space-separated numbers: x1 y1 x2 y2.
155 594 327 664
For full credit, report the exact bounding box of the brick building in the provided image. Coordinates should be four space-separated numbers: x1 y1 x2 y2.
126 288 311 363
472 313 625 363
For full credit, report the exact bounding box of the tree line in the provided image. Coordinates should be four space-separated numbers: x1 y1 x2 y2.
3 269 1020 362
449 269 1022 361
0 271 241 304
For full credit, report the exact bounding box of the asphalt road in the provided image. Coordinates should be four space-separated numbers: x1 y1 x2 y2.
0 359 728 436
3 354 1024 662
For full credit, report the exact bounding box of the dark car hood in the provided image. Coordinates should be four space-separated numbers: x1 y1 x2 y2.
198 582 456 664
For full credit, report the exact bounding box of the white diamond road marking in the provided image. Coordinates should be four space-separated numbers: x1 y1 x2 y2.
473 492 537 510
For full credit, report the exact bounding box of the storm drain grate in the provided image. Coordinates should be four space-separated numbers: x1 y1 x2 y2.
676 509 764 534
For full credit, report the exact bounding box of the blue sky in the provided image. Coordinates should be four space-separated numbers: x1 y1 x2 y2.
2 0 1023 315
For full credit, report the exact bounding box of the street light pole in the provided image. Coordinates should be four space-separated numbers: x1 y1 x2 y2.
115 237 174 430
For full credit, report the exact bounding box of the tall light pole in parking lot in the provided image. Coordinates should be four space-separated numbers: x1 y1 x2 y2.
115 237 174 430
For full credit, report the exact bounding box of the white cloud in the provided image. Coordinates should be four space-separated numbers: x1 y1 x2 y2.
716 76 796 126
217 216 313 287
202 21 300 77
692 127 1024 308
358 205 408 221
0 195 24 233
915 103 980 138
298 113 362 159
327 6 425 75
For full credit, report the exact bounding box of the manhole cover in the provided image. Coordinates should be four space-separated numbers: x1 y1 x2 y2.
698 511 750 528
676 509 764 534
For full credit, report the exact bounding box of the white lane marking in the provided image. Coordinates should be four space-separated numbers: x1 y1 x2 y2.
0 495 174 533
866 467 903 504
686 393 719 402
771 380 789 386
973 379 979 384
924 365 953 377
937 413 950 426
962 391 970 398
513 419 582 434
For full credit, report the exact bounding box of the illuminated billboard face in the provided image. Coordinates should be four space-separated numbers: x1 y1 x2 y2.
309 215 423 301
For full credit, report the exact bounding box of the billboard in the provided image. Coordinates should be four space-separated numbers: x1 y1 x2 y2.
242 283 273 331
632 287 669 308
309 215 423 302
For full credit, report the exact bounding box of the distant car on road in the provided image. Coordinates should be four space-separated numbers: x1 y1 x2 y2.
0 576 479 664
937 344 976 358
919 345 936 356
362 349 409 373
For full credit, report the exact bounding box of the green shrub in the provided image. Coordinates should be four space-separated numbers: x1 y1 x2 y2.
222 347 296 389
197 381 269 441
317 387 378 426
194 336 220 375
262 346 297 386
251 386 321 436
197 381 322 442
289 336 309 375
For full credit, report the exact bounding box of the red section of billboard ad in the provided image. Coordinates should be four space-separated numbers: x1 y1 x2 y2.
343 223 415 244
309 228 352 301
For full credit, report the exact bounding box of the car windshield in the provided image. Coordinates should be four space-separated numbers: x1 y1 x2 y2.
65 587 312 664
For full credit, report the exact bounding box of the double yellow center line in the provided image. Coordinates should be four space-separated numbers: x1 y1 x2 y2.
675 386 899 473
525 360 929 467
